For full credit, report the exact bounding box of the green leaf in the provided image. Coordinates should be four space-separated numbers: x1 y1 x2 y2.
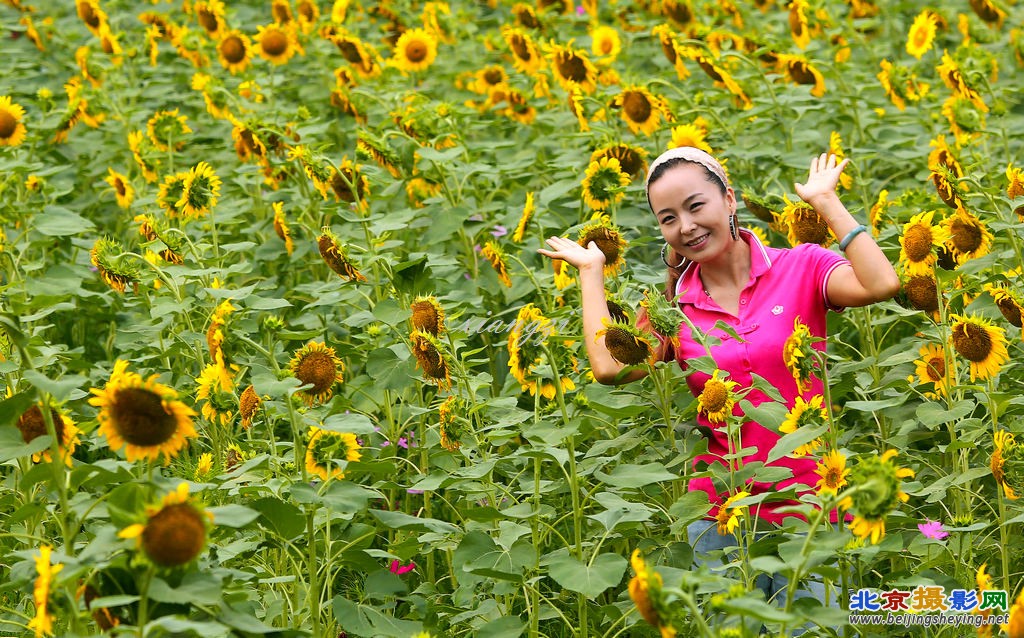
370 509 460 534
766 422 829 463
916 399 976 428
0 392 34 428
251 497 305 540
148 573 224 605
588 492 653 532
543 549 627 598
595 463 677 488
207 504 260 528
21 370 88 402
0 426 54 464
321 411 376 434
477 616 526 638
332 596 423 637
33 206 95 236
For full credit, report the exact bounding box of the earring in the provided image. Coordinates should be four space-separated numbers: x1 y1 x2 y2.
729 214 739 241
661 243 684 268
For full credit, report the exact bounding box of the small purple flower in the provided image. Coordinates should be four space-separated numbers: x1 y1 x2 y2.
406 488 424 495
490 225 508 238
397 437 409 449
389 560 416 575
918 520 948 540
576 5 586 15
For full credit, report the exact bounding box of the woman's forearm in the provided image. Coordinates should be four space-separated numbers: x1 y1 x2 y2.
577 266 646 384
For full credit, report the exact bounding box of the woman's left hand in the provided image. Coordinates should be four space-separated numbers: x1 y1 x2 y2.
794 152 850 207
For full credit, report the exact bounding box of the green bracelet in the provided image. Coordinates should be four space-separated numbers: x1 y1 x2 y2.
839 224 868 251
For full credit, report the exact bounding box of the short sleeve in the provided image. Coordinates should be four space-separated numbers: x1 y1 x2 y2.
792 243 850 312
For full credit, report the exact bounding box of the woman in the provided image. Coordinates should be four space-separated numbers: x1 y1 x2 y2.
538 146 899 599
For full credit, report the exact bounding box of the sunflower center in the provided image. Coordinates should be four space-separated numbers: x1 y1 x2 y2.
109 387 179 446
411 303 441 335
261 30 289 56
995 296 1022 328
142 503 206 567
904 275 938 312
912 25 929 47
952 321 993 362
970 0 1000 22
607 147 641 176
789 60 816 85
824 467 843 488
101 35 116 54
697 57 724 82
622 91 652 123
793 209 829 245
336 40 366 65
17 405 66 444
604 327 650 365
598 37 614 55
701 380 728 413
221 35 246 63
298 2 315 20
668 2 693 24
556 52 587 82
926 356 946 382
294 351 338 393
113 178 127 197
484 68 504 85
197 8 219 33
80 2 100 28
414 339 447 378
903 224 934 261
0 111 17 139
950 218 982 253
405 39 428 63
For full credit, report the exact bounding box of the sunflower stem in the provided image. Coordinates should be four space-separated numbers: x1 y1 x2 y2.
137 564 155 637
37 392 72 555
306 509 321 636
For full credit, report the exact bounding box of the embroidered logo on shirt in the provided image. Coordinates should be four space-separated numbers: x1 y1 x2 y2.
772 305 784 315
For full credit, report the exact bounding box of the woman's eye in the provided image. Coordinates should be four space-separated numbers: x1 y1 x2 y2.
660 216 675 224
691 202 703 211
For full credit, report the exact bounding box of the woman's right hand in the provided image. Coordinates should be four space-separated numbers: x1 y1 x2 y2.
537 236 606 273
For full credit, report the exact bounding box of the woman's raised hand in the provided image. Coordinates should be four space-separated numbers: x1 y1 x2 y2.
537 236 606 273
794 152 850 208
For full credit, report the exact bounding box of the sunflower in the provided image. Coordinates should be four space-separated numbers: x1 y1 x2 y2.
410 295 446 336
639 288 685 348
468 65 508 95
788 0 810 49
89 360 198 464
128 130 159 183
318 228 366 281
75 0 107 36
296 0 319 32
905 10 937 59
949 314 1009 381
305 427 361 481
903 271 940 314
507 304 575 399
939 207 992 266
406 176 442 207
27 545 63 637
628 550 677 638
157 172 188 217
329 31 381 78
936 50 986 113
256 22 300 65
781 198 833 247
217 30 252 73
146 109 190 153
715 490 750 535
511 192 536 243
596 319 655 366
839 450 914 544
605 296 631 324
20 15 45 52
868 189 888 237
195 360 236 426
913 343 952 397
985 284 1023 329
590 143 648 180
1008 163 1024 222
590 24 621 60
991 430 1023 500
438 395 464 451
876 59 929 111
668 122 712 154
782 316 818 394
610 86 665 136
697 370 739 423
480 241 512 287
193 0 225 37
268 201 294 256
410 330 453 390
815 449 849 496
17 403 80 466
652 24 688 79
548 41 598 94
969 0 1006 26
288 341 345 405
177 161 221 219
942 95 985 143
779 394 828 456
206 299 235 366
501 26 544 75
104 168 133 209
90 237 140 293
577 217 628 276
778 54 826 97
928 138 966 209
581 157 630 212
357 132 402 178
390 27 438 74
330 158 370 208
272 0 294 24
238 385 261 429
899 211 949 276
0 96 28 147
119 483 210 567
828 132 852 190
552 258 575 290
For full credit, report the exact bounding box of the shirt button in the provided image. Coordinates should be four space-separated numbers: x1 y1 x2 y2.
740 300 747 304
752 323 759 329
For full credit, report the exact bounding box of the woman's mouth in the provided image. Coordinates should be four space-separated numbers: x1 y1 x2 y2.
685 233 710 248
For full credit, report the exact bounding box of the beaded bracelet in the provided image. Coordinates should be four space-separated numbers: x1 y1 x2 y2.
838 224 868 251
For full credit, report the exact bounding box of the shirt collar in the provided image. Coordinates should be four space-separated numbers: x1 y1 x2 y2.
673 229 773 303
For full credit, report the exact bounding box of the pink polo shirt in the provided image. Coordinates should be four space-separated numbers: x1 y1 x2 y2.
667 229 848 525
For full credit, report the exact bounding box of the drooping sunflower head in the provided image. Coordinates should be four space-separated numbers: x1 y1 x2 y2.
146 109 191 152
993 430 1024 502
206 299 235 366
581 156 630 212
985 284 1023 329
815 449 850 496
437 395 464 452
271 201 294 256
217 30 252 73
968 0 1006 25
330 31 380 77
841 449 915 544
195 360 236 426
0 95 28 147
256 22 300 64
330 158 370 208
627 550 676 636
577 217 627 276
239 384 262 429
779 54 826 97
547 41 598 93
940 207 992 266
906 10 937 59
639 288 684 347
318 227 367 282
89 360 198 465
511 2 542 29
899 211 949 276
913 343 951 398
17 403 80 466
511 191 536 243
596 319 654 366
27 544 63 637
782 197 833 247
480 240 512 287
104 168 134 209
612 85 666 136
782 316 818 394
410 295 446 336
357 130 402 178
119 483 210 567
305 427 361 481
778 394 827 456
391 27 438 73
652 24 680 67
590 143 648 180
76 0 107 34
410 330 452 390
289 342 345 405
90 237 140 293
788 0 810 48
502 25 544 75
176 161 221 219
697 369 738 423
949 313 1008 382
903 271 940 314
157 171 189 217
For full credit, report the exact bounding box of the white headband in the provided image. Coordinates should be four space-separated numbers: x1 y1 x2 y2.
644 146 729 194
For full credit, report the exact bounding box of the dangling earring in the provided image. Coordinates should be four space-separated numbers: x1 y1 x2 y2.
729 214 739 241
661 243 684 268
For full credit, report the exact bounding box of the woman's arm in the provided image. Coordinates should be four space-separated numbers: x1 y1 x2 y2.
538 237 648 385
795 153 901 308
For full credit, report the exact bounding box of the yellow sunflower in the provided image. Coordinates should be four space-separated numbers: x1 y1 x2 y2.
305 427 361 481
581 156 630 212
595 318 655 366
903 271 940 315
502 26 544 75
815 449 850 496
512 192 535 243
697 369 738 423
75 0 107 36
876 59 930 111
438 395 464 452
940 207 992 266
406 176 442 207
410 295 446 336
590 24 621 61
27 545 63 638
288 341 345 405
969 0 1006 27
329 31 381 78
991 430 1022 500
610 85 666 136
782 316 818 394
272 0 294 24
330 159 370 209
936 50 986 113
217 30 252 73
128 130 159 183
668 121 712 154
869 189 889 237
89 360 198 464
410 330 453 390
777 54 826 97
590 143 648 180
840 450 914 544
779 394 827 456
206 299 235 366
507 304 575 399
949 314 1009 381
391 27 438 73
985 284 1023 329
16 403 80 466
906 10 937 59
119 483 211 567
146 109 190 153
195 360 236 427
177 161 222 219
193 0 225 37
652 24 688 79
104 168 134 209
0 95 28 147
716 490 751 535
577 216 628 276
661 0 694 28
480 240 512 287
90 237 140 293
828 131 852 190
547 41 598 94
272 201 294 256
318 228 366 281
788 0 810 49
239 385 262 429
899 211 949 276
782 197 833 247
628 550 677 638
255 22 300 65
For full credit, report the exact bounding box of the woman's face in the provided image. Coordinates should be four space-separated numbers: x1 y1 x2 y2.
647 162 736 264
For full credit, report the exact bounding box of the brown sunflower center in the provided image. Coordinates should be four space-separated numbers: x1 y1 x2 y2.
273 4 292 23
556 52 587 83
113 178 127 197
336 40 366 65
659 38 678 64
483 68 504 85
911 25 929 47
101 34 116 54
952 321 993 362
949 217 982 253
330 170 357 201
110 387 179 446
604 327 650 365
239 385 260 421
903 224 934 261
926 356 946 382
667 1 693 24
701 380 728 413
197 8 219 33
995 296 1023 328
824 467 843 488
221 35 246 63
697 58 724 82
583 229 622 265
79 2 100 28
294 351 338 393
404 39 428 63
904 275 939 312
622 91 652 123
261 29 289 56
788 60 816 85
598 36 614 55
298 2 315 21
608 147 642 176
514 8 540 29
969 0 1000 22
17 405 66 444
414 340 447 378
0 110 18 139
411 302 442 335
793 208 829 245
142 503 206 566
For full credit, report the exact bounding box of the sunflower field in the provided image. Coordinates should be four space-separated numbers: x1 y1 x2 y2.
1 0 1023 636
